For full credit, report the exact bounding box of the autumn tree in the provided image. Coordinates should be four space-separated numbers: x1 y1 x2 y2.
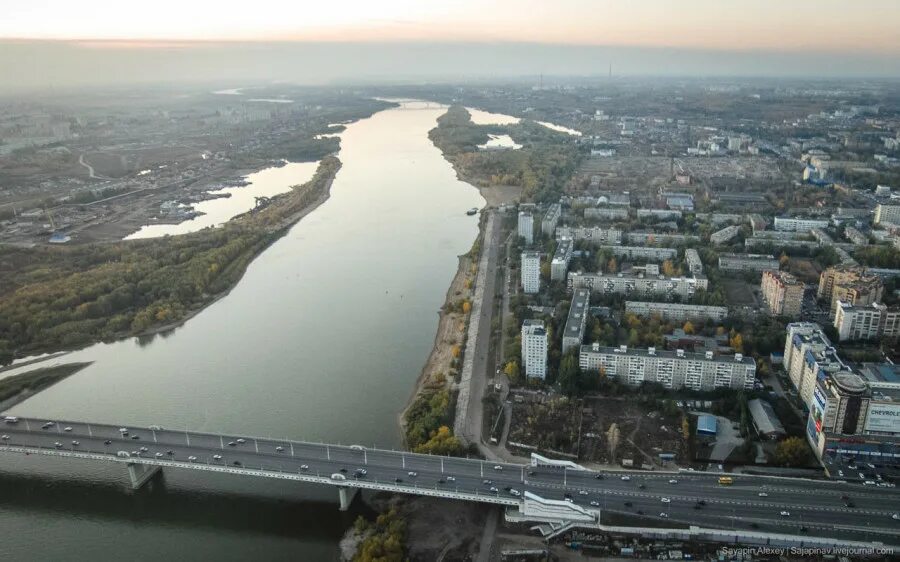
606 256 618 273
683 321 695 335
461 300 472 314
730 333 744 353
681 416 691 440
606 423 621 461
661 259 676 277
773 437 811 467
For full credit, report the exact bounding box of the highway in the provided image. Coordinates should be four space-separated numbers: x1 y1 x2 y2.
1 417 899 545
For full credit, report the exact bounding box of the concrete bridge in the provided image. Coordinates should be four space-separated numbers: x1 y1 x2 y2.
1 416 899 548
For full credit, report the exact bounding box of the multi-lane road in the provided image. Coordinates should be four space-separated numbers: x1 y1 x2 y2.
1 417 899 545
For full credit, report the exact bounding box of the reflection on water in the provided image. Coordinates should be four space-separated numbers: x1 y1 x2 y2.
478 134 523 150
2 100 484 561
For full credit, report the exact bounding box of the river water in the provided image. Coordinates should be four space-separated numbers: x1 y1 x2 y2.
1 100 484 561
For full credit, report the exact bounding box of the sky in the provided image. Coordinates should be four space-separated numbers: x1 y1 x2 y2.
0 0 898 90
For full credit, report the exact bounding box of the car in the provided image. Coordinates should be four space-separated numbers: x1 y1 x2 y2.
212 454 222 460
64 426 72 432
3 416 19 424
236 438 246 444
590 501 600 507
482 480 493 485
140 446 148 452
697 500 706 506
489 487 499 493
624 501 633 507
131 451 139 456
331 473 346 481
350 445 365 450
493 465 503 471
661 498 671 503
233 461 242 467
71 441 80 446
42 422 53 429
859 472 865 479
758 492 768 497
509 489 521 497
446 476 456 482
407 471 417 477
863 480 876 486
845 501 856 508
394 478 403 483
867 462 876 469
275 446 284 452
166 450 174 455
130 435 139 440
339 468 348 473
506 487 514 492
149 425 162 431
104 440 112 445
355 469 368 476
838 470 844 477
893 513 900 520
116 451 130 458
594 474 604 480
578 490 588 496
780 511 790 517
119 428 128 434
621 476 630 481
564 498 573 503
300 465 309 470
155 452 163 458
668 479 678 484
228 442 236 447
750 522 759 529
54 442 62 448
188 456 198 462
0 435 8 440
659 512 669 518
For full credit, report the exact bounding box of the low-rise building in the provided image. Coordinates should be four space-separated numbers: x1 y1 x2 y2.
579 344 755 391
584 207 628 220
718 253 779 273
710 225 741 244
568 271 708 300
562 289 590 353
774 216 830 232
748 399 786 440
637 209 682 220
834 301 900 341
761 270 804 318
684 248 703 275
522 320 548 379
844 226 869 246
624 301 728 322
550 239 573 282
521 251 541 294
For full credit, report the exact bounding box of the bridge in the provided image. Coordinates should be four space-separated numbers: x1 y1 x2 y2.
2 416 899 549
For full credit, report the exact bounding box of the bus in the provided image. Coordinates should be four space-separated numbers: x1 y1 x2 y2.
718 476 734 486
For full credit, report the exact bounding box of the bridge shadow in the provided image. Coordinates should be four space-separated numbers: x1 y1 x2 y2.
0 471 374 540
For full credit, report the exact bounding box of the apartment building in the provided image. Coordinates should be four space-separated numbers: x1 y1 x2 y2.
783 323 851 408
710 225 741 244
568 272 708 300
555 226 622 244
817 265 884 315
624 301 728 322
584 207 628 220
636 209 682 220
625 231 699 245
550 239 573 282
542 203 561 235
578 344 755 391
718 253 779 273
518 211 534 244
521 251 541 294
773 217 830 232
522 320 548 380
834 301 900 341
562 289 590 353
596 245 677 262
874 204 900 225
761 270 804 318
684 248 703 275
844 226 869 246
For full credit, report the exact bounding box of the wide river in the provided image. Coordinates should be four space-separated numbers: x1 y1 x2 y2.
1 100 484 561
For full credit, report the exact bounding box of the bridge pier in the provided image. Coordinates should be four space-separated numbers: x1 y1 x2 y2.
337 486 358 511
127 463 161 490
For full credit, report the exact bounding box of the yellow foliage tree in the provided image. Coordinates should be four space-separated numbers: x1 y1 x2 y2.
462 300 472 314
661 259 676 277
683 321 695 335
730 333 744 353
451 345 461 358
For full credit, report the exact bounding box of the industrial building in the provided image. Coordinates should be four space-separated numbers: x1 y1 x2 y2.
747 399 786 440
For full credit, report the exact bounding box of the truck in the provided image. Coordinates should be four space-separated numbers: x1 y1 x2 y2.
718 476 734 486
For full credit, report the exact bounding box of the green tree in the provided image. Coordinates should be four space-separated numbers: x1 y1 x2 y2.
557 351 581 396
774 437 811 467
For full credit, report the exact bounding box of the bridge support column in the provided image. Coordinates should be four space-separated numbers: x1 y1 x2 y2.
337 486 358 511
127 463 161 490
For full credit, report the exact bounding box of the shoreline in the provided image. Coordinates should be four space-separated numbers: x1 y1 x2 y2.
2 162 341 370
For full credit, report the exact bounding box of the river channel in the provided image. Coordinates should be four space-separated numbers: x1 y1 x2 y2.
0 100 484 561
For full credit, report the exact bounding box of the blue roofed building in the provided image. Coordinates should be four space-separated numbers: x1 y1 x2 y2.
696 414 718 437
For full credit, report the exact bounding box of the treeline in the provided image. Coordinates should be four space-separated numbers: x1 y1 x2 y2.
0 157 341 365
403 388 464 456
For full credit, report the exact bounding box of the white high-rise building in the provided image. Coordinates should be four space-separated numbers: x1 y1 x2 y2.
875 204 900 225
518 211 534 244
522 320 548 379
521 251 541 294
834 301 900 341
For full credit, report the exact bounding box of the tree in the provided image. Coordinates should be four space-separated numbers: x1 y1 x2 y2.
504 360 520 384
461 300 472 314
606 423 621 461
661 259 676 277
730 333 744 353
606 256 618 273
779 252 790 267
681 416 690 440
773 437 811 467
683 321 695 335
557 351 581 396
540 262 551 282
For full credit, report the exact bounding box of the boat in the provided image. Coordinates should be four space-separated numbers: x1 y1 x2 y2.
466 208 478 216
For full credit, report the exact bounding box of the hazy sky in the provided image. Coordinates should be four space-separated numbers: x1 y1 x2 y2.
0 1 898 90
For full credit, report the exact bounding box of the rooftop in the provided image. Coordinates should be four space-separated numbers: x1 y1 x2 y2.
581 343 755 365
564 289 590 338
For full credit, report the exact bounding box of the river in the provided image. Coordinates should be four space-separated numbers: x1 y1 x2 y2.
1 100 484 561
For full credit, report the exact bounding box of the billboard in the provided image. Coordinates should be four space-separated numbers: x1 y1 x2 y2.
865 403 900 434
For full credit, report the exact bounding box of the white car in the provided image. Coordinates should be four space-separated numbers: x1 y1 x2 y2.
446 476 456 482
212 454 222 460
275 446 284 452
780 511 790 517
155 452 163 458
590 501 600 507
838 470 844 477
489 486 499 493
758 492 768 497
236 438 246 444
407 471 417 477
893 513 900 520
493 465 503 471
509 489 521 497
661 498 671 503
331 473 346 481
188 456 198 462
668 479 678 484
300 464 309 471
64 426 72 432
659 512 669 518
578 490 588 495
621 476 631 481
1 435 9 440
